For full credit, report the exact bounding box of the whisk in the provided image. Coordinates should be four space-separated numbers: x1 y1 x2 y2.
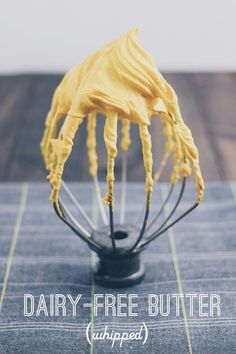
40 28 204 287
54 158 198 287
52 137 199 287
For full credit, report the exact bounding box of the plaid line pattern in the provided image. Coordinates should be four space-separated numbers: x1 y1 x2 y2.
0 182 235 354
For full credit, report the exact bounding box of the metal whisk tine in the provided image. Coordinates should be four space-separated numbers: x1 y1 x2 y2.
145 178 186 239
135 203 146 225
53 199 102 252
127 194 150 253
58 197 91 238
109 202 117 253
145 183 174 232
138 202 199 249
93 175 108 225
61 180 96 230
134 156 170 225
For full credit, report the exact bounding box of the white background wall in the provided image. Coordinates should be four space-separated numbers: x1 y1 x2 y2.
0 0 235 73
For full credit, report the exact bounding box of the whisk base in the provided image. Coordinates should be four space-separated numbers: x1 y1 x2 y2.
93 252 145 288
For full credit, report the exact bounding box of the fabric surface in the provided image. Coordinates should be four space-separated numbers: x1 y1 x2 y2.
0 182 235 354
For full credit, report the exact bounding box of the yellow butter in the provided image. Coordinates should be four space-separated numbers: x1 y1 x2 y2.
41 28 204 208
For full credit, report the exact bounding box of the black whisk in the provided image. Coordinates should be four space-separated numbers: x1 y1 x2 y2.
52 148 198 288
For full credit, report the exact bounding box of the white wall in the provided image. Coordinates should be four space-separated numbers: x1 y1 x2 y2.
0 0 235 73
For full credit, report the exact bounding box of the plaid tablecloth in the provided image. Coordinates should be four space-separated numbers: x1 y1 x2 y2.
0 182 235 354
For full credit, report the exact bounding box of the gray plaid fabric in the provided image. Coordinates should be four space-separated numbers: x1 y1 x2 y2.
0 182 235 354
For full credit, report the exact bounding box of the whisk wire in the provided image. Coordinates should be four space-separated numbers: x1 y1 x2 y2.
145 178 186 239
53 200 102 252
93 175 108 225
109 201 117 253
138 202 198 249
145 183 174 232
134 155 170 225
126 193 150 253
58 198 91 238
61 180 96 230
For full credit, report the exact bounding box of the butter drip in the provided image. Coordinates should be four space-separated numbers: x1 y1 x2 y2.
86 112 98 177
41 28 204 209
103 112 118 206
121 119 131 152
